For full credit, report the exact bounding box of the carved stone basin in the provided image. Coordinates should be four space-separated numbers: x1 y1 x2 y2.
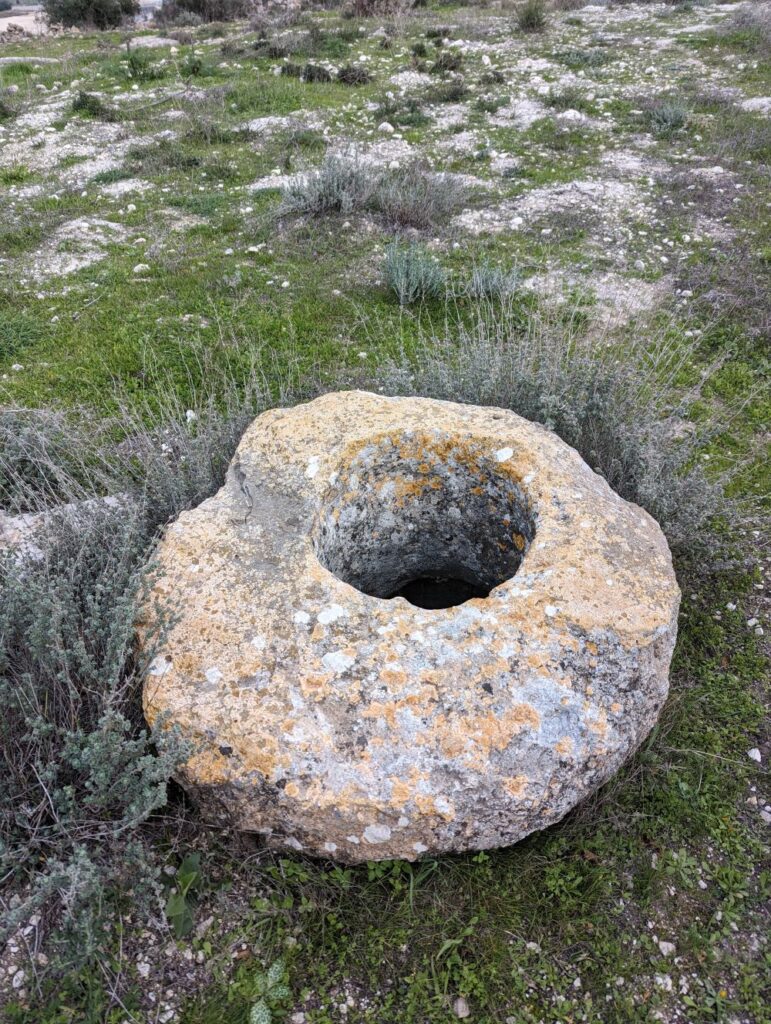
142 391 680 862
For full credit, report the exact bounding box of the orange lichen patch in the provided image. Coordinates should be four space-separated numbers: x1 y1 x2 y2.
414 793 455 821
503 775 529 798
300 674 333 699
183 748 232 787
513 533 526 551
589 711 608 738
610 702 622 714
379 665 409 690
284 781 300 799
555 737 574 757
361 701 399 729
389 779 413 807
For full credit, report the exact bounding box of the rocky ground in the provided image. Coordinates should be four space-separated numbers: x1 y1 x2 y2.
0 2 769 1022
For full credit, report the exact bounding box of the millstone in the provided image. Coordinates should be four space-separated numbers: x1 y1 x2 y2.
141 391 680 862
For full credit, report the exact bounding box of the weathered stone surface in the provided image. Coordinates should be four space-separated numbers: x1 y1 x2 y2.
141 391 680 863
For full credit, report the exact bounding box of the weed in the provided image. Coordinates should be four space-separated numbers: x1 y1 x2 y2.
462 263 520 300
337 63 372 86
279 151 377 217
383 243 447 305
374 163 468 230
376 303 750 556
517 0 547 33
431 50 463 74
425 79 469 104
647 99 689 135
302 63 333 83
71 90 118 121
280 156 467 230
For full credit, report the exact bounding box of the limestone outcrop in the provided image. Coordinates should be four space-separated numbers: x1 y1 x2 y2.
141 391 680 862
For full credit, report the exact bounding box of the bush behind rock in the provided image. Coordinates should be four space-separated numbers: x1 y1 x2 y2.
43 0 138 30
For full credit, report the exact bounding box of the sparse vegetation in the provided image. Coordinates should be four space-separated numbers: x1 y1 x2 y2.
383 243 447 305
279 154 468 230
337 63 372 86
71 90 118 120
647 98 690 135
517 0 547 33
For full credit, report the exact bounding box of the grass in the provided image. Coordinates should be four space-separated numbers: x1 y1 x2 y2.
0 2 769 1022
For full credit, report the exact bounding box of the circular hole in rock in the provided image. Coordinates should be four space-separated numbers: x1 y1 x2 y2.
312 431 536 610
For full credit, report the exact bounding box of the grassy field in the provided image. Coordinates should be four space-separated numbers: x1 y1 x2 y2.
0 1 768 1022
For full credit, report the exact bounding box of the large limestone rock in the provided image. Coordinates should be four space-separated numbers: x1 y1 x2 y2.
141 391 680 862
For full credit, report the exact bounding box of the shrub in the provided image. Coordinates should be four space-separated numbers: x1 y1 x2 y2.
280 155 466 230
123 49 166 82
375 304 743 558
281 62 304 78
156 0 249 23
425 79 469 104
556 47 608 68
430 49 463 74
462 263 520 300
280 152 378 217
545 85 590 112
647 99 689 136
0 1 12 12
0 361 293 970
43 0 138 29
303 63 333 83
383 243 447 305
0 97 18 123
374 163 468 230
337 63 372 86
720 4 771 54
517 0 546 33
374 94 429 128
71 90 118 121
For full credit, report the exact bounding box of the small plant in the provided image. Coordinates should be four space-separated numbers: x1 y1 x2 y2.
556 47 608 69
124 49 166 82
425 79 469 104
280 151 376 217
384 243 447 305
374 163 468 230
229 959 291 1024
164 852 201 937
411 41 428 58
545 85 590 113
462 263 520 300
303 63 333 83
181 52 211 77
375 95 429 128
430 50 463 74
280 62 303 78
72 90 118 121
517 0 546 33
648 99 689 136
337 63 372 86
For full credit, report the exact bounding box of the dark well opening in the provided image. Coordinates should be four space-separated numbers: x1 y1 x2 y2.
312 431 536 610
